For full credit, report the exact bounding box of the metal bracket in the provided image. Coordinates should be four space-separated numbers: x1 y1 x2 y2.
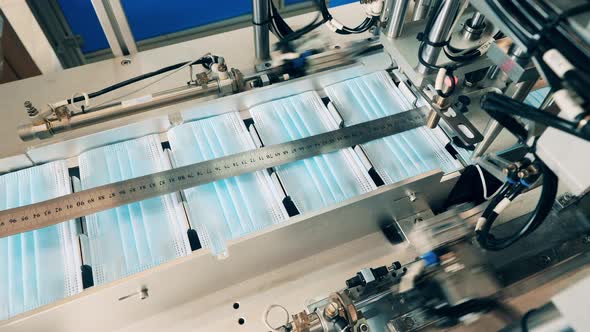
391 69 484 146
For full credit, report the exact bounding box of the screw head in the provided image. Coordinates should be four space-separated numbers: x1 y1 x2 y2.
539 255 552 266
121 58 132 66
414 217 423 224
324 301 340 319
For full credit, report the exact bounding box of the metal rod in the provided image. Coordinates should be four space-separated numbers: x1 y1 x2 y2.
18 82 219 141
384 0 410 38
90 0 123 57
108 0 137 54
473 79 537 158
412 0 431 21
416 0 461 75
252 0 271 63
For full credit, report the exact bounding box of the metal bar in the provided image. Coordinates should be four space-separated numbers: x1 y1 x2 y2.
472 79 537 158
252 0 271 64
90 0 123 57
416 0 461 75
108 0 137 54
18 82 220 141
384 0 410 38
412 0 431 21
4 106 431 237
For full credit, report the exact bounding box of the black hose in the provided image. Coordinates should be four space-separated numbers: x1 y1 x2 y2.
480 93 590 142
67 57 212 104
476 161 558 251
315 0 376 34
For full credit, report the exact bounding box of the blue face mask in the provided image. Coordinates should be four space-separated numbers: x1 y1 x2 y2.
167 112 288 257
249 91 375 213
324 71 460 184
0 161 82 320
78 135 191 285
524 87 551 108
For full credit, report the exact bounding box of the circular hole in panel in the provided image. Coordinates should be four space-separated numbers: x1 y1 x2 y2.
238 317 246 325
233 302 240 310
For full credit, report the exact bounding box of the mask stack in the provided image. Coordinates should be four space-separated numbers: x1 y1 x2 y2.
0 161 82 320
167 112 289 256
78 135 191 285
249 91 375 213
324 71 461 185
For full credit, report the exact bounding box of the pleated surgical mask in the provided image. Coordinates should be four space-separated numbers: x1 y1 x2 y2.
324 71 461 184
78 135 191 285
167 112 288 257
0 161 82 320
525 87 551 108
249 91 375 213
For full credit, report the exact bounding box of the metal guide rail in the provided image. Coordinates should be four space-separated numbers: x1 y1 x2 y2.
0 106 430 238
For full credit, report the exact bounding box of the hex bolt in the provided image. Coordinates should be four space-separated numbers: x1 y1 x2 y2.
583 234 590 244
539 255 551 266
409 192 417 202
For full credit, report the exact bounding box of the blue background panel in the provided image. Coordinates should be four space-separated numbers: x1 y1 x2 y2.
56 0 360 53
285 0 357 6
57 0 110 53
329 0 357 7
120 0 253 42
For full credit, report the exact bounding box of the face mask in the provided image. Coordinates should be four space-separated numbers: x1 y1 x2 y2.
324 71 461 184
78 135 191 285
525 87 551 108
249 91 375 213
167 112 288 257
0 161 82 320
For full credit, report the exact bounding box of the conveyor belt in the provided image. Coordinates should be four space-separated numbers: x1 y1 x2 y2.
325 71 461 184
0 76 441 319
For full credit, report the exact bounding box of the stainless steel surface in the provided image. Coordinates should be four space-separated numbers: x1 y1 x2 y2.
380 0 394 23
380 15 494 87
416 0 461 75
1 106 431 238
252 0 271 64
0 170 452 332
472 79 537 158
462 11 486 40
500 303 569 332
18 81 220 141
389 69 484 146
470 11 485 27
412 0 431 21
384 0 410 38
472 119 503 158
